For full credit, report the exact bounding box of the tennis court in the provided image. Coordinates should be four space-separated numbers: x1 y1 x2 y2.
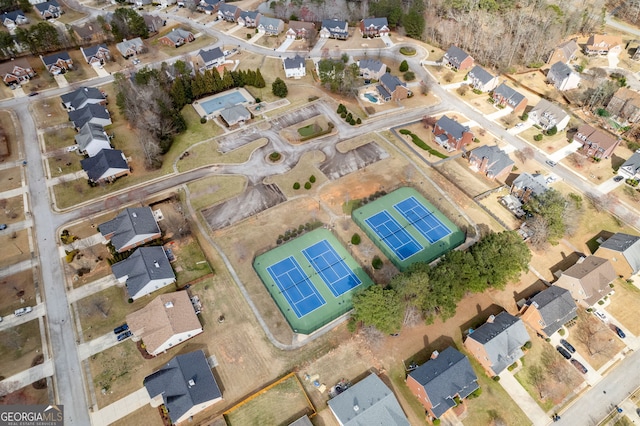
353 187 465 270
302 240 362 297
266 256 326 318
254 229 373 334
364 211 423 260
394 196 452 243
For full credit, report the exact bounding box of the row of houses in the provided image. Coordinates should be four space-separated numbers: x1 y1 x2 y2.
1 0 63 30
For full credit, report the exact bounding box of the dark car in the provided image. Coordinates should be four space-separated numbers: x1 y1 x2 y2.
570 359 588 374
0 224 6 230
556 345 571 360
28 91 39 97
614 325 626 339
560 339 576 354
614 175 624 182
117 330 132 341
113 323 128 335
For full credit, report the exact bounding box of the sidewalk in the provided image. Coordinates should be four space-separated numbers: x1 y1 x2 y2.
67 275 118 304
499 370 549 426
78 332 121 360
89 387 150 426
0 360 53 396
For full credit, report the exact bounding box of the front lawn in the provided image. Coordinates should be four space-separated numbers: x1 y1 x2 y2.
605 279 640 336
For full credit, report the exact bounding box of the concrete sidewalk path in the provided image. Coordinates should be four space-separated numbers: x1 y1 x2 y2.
78 331 121 360
499 370 549 426
67 275 118 303
90 387 150 426
0 360 53 396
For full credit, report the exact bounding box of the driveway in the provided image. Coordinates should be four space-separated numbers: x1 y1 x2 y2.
486 108 513 120
89 387 150 426
498 370 549 426
548 140 582 162
54 74 69 88
597 176 625 193
548 332 600 385
276 38 295 52
77 331 122 360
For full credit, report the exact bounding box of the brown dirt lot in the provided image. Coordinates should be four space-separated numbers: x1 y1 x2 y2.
604 279 640 336
65 243 112 289
434 157 500 198
0 319 42 378
0 269 36 318
0 229 30 268
0 166 21 192
31 99 69 128
43 126 76 153
0 195 26 226
0 383 49 405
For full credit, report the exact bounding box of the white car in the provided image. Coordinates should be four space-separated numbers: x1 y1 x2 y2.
14 306 32 317
66 145 78 152
593 310 607 322
515 122 524 128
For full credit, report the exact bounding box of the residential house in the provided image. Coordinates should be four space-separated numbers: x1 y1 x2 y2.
81 149 129 184
68 104 111 129
126 292 203 356
159 28 194 48
492 83 527 113
61 86 106 111
433 115 474 152
193 47 225 71
196 0 221 15
467 65 498 92
520 286 577 337
0 59 36 87
468 145 514 181
443 45 474 71
464 312 529 376
360 17 389 37
257 16 284 35
115 38 145 58
327 374 410 426
80 44 111 66
74 122 111 157
72 23 105 44
510 173 548 203
144 351 222 424
219 104 251 127
573 123 620 159
143 14 165 34
529 99 570 131
606 87 640 124
377 73 411 102
290 416 313 426
34 0 62 19
238 11 260 28
547 61 580 91
547 39 579 64
135 0 151 7
286 21 316 40
112 246 175 300
320 19 348 40
595 232 640 278
283 55 306 79
217 3 240 22
619 150 640 180
585 34 623 55
407 347 479 419
99 207 161 253
358 59 385 81
40 52 73 75
554 256 616 307
2 10 28 29
158 0 176 8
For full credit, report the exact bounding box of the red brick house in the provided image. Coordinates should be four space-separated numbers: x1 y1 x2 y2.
468 145 514 181
0 58 35 87
433 115 474 151
443 45 474 71
158 28 194 48
573 123 621 159
492 83 527 114
360 17 389 37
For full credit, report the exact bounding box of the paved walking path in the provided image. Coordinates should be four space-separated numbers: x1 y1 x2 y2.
89 387 150 426
0 360 53 396
78 332 121 360
499 370 549 426
67 275 118 303
0 259 33 279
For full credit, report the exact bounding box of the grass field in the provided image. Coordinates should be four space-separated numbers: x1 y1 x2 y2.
0 166 22 192
605 279 640 336
169 236 213 286
43 126 76 152
265 151 327 199
176 137 267 172
0 319 42 378
571 310 624 371
0 269 36 318
0 229 31 269
187 175 247 211
0 195 25 226
224 374 314 426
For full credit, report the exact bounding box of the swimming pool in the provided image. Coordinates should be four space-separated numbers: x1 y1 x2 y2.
199 91 250 115
364 93 378 103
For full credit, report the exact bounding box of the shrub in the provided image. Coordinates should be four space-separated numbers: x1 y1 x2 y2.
65 249 79 263
399 46 416 56
493 376 500 382
467 388 482 399
534 134 543 141
128 298 134 303
304 182 311 190
347 318 357 332
399 129 411 135
269 152 281 161
399 60 409 72
308 96 319 102
246 33 252 39
507 362 518 371
558 328 566 336
520 112 528 121
372 255 383 269
293 182 300 190
433 419 441 426
523 341 532 349
351 233 361 245
546 126 558 136
200 117 207 124
341 112 346 119
356 118 361 124
597 300 604 305
309 175 316 183
255 97 261 103
609 282 615 288
403 71 415 81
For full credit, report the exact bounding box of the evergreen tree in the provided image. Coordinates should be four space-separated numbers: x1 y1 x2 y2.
211 68 222 93
272 77 288 97
222 69 234 90
255 68 266 88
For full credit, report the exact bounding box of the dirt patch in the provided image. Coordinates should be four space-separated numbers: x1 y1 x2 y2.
0 383 49 405
319 142 389 180
0 319 42 378
0 229 30 269
65 243 111 289
434 157 499 198
0 269 36 317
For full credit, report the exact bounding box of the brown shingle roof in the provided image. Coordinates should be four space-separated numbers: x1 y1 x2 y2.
586 34 623 51
575 124 619 150
562 256 616 306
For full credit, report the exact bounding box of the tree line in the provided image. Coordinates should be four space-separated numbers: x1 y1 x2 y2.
351 231 531 334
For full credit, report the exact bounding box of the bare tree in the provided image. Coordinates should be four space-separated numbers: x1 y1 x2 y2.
567 152 587 168
575 318 610 356
515 147 535 163
588 193 618 212
456 84 470 96
359 325 385 350
527 215 551 250
403 305 422 327
443 71 455 83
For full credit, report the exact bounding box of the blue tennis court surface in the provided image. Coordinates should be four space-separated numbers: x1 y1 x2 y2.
365 210 423 260
266 257 326 318
394 196 452 243
302 240 362 297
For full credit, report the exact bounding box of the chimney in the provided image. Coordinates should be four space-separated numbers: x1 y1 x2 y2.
132 212 137 217
487 314 495 323
430 350 439 360
164 301 173 308
576 256 586 264
154 261 160 268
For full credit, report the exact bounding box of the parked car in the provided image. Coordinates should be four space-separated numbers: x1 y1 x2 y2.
614 175 624 182
613 325 626 339
546 160 557 167
560 339 576 354
556 345 571 360
570 359 588 374
28 91 39 97
66 145 78 152
593 310 607 322
0 224 6 230
113 323 128 335
117 330 132 341
14 306 32 317
515 122 524 128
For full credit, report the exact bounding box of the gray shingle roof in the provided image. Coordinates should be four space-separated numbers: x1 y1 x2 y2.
283 54 305 70
408 347 478 418
435 115 469 140
240 10 259 20
80 149 127 182
444 45 472 68
600 233 640 274
68 104 110 128
549 61 573 80
41 51 71 67
144 350 221 424
529 286 577 336
81 44 109 59
380 73 405 92
328 374 409 426
467 312 529 375
163 28 192 44
359 59 384 74
35 0 60 13
467 65 494 85
111 246 175 298
512 173 548 197
219 104 251 124
218 3 238 14
321 19 348 35
553 40 579 63
75 122 109 151
620 151 640 177
530 99 569 127
99 207 160 251
471 145 514 177
198 46 223 63
258 16 282 31
2 10 25 22
362 17 388 29
61 86 105 110
494 83 526 108
116 37 144 56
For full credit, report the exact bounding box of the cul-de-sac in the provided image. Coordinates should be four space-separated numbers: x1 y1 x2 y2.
3 0 640 425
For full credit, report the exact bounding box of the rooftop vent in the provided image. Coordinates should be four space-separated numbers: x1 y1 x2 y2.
353 405 359 412
188 379 195 387
132 212 137 218
430 350 439 360
154 261 160 268
165 301 173 308
487 314 495 323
